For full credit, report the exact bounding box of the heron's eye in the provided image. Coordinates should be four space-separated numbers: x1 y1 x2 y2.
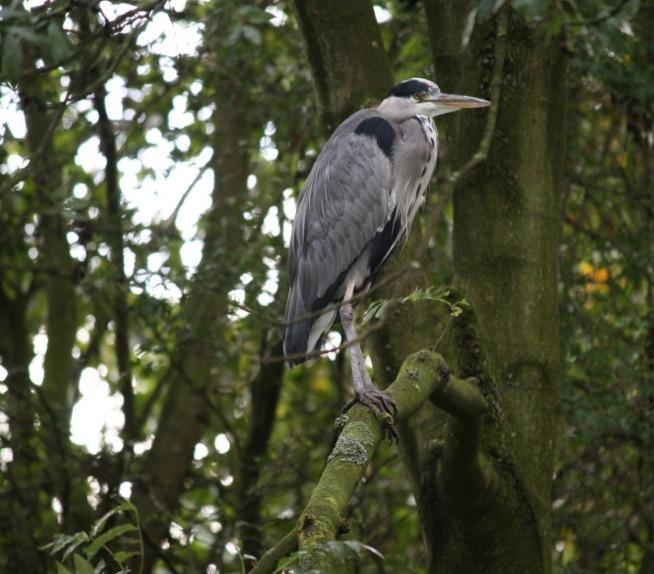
413 93 424 102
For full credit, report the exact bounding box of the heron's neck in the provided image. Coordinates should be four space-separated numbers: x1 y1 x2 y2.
377 96 421 121
415 115 437 143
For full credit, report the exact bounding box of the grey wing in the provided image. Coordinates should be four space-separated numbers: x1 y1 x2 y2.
284 113 395 364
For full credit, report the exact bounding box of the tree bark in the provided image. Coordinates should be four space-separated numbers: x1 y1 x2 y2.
94 87 136 449
420 4 565 572
0 288 46 571
291 0 393 130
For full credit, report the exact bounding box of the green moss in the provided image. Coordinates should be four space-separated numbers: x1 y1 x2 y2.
327 423 373 465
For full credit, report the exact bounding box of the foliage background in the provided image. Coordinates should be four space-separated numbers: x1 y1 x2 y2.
0 0 652 572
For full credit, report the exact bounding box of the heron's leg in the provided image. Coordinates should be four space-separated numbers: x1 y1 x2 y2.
339 300 398 423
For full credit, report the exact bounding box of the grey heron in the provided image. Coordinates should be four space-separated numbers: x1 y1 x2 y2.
284 78 489 428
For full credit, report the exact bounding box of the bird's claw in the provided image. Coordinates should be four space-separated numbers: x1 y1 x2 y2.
341 389 399 443
380 411 399 443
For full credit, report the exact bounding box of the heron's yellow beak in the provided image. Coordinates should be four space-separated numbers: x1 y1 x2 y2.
428 93 490 109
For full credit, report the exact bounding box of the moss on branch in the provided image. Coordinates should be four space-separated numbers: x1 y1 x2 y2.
251 350 490 574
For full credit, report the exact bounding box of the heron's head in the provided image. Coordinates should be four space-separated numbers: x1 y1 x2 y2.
378 78 490 120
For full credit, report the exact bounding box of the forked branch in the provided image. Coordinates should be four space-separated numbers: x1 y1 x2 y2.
250 350 489 574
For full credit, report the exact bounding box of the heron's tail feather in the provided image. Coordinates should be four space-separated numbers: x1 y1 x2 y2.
283 287 312 367
284 287 337 367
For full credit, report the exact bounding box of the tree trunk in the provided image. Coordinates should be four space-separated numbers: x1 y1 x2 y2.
20 55 94 535
291 2 566 573
418 4 565 572
131 66 253 574
291 0 393 130
0 291 46 571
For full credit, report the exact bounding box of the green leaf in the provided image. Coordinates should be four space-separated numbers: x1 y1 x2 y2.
0 6 30 22
62 532 91 562
113 550 140 565
42 533 85 556
47 20 74 63
11 26 43 44
272 551 302 573
56 561 73 574
323 541 349 563
242 25 262 45
91 502 133 537
237 5 272 24
343 540 384 562
362 299 386 324
85 524 138 559
2 32 23 84
73 554 95 574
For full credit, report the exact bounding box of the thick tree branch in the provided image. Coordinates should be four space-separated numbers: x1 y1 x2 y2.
94 85 135 447
251 350 489 573
435 375 490 492
237 337 285 558
19 47 94 533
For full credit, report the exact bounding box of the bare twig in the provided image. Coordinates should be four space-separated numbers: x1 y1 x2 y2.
162 159 214 229
447 5 508 186
0 4 160 197
231 261 418 329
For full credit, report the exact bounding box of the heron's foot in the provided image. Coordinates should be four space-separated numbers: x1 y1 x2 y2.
380 411 399 443
341 388 399 442
341 387 397 417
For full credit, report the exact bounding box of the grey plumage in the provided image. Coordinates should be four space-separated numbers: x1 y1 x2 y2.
284 78 489 368
284 109 436 363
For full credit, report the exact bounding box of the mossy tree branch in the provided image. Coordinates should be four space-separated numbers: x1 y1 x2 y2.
251 350 489 574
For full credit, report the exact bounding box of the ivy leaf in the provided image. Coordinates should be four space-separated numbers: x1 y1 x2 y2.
55 562 73 574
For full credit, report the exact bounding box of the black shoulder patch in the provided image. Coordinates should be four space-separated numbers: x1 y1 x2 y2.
389 79 431 98
367 211 403 277
354 117 396 158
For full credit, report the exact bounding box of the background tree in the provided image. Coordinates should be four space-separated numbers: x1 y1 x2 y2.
0 0 651 573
